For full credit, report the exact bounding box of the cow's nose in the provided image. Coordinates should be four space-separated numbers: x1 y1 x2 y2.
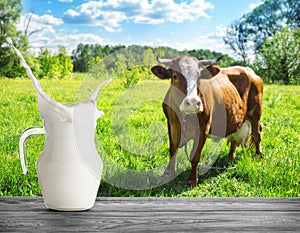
184 98 200 108
181 98 203 113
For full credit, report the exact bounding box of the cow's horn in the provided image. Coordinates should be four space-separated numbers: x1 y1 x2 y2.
157 56 172 66
198 55 223 66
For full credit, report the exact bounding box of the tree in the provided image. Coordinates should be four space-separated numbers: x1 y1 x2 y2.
223 20 253 64
55 46 73 79
223 0 300 64
38 48 52 78
243 0 283 51
72 43 91 72
23 11 44 39
72 43 126 72
283 0 300 30
37 46 73 79
143 48 156 67
254 27 300 84
88 56 106 79
0 0 28 77
143 48 156 78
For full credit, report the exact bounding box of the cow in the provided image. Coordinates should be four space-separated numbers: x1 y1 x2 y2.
151 56 263 187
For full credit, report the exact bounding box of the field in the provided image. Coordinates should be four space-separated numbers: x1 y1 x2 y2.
0 77 299 197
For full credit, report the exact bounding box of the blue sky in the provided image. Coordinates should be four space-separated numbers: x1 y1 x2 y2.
20 0 263 54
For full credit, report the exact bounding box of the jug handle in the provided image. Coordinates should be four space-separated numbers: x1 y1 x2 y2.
18 126 45 174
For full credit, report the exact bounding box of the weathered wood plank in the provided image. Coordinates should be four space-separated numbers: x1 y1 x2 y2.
0 197 299 232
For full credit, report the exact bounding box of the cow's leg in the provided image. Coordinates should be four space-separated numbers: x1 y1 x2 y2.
251 120 262 156
247 84 263 156
228 141 238 159
248 103 263 156
186 134 207 187
164 121 180 176
164 141 178 176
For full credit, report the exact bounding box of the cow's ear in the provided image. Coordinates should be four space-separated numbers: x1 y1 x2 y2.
151 66 170 79
200 65 220 79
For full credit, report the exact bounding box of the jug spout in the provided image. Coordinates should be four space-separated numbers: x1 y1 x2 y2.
19 126 45 174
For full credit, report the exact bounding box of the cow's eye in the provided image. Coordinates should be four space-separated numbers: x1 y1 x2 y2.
173 75 177 80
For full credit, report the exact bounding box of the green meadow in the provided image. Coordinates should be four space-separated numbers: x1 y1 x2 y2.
0 77 299 197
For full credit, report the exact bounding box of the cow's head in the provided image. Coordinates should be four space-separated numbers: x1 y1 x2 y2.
151 55 221 114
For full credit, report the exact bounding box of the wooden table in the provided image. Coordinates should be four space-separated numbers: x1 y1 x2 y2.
0 197 299 232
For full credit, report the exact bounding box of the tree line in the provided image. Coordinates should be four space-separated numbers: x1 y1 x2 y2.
1 0 299 84
71 43 235 73
69 43 235 87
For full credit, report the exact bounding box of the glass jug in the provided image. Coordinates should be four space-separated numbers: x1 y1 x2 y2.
8 38 111 211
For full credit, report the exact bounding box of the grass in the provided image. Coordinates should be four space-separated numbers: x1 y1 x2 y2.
0 77 299 197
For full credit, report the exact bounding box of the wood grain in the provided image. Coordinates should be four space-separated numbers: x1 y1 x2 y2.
0 197 299 232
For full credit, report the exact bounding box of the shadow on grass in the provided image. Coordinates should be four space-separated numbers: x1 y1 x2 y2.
97 154 237 197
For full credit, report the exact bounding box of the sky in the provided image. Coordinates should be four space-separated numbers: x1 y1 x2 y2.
19 0 263 55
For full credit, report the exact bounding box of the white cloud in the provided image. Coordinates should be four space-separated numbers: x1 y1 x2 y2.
17 13 106 54
145 25 227 54
62 0 214 32
58 0 73 2
64 9 80 18
183 25 227 52
29 32 106 55
57 33 106 51
36 14 63 26
249 2 263 9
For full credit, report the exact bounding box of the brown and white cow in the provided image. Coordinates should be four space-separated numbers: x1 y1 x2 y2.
151 56 263 187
